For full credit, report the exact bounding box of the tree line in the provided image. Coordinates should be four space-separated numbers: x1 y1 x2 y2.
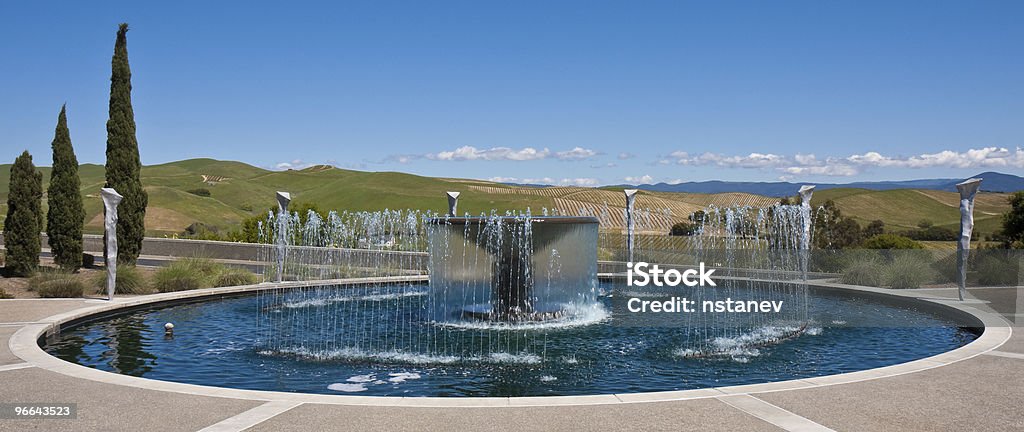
4 23 146 276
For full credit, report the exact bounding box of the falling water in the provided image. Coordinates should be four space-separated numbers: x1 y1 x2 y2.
255 196 819 365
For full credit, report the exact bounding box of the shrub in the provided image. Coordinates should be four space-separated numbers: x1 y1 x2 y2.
82 253 95 268
883 253 935 289
152 257 259 292
187 188 211 197
0 288 12 299
92 265 149 294
28 269 65 291
213 268 258 287
36 276 85 298
669 222 698 236
929 252 958 285
860 234 923 250
153 264 206 292
840 256 883 287
901 225 957 241
973 252 1019 286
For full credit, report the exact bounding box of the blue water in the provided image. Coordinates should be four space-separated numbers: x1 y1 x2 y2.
44 282 977 397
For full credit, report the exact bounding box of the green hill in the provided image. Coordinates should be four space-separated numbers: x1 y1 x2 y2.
811 188 1009 236
0 158 1014 239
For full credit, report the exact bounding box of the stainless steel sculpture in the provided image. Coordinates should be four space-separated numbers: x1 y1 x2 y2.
100 188 123 301
275 191 291 283
798 185 815 281
956 178 982 301
446 191 460 216
624 189 638 263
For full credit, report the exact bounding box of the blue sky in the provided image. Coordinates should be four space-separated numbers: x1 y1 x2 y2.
1 1 1021 185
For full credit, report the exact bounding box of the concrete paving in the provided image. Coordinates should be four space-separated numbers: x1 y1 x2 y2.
0 286 1021 432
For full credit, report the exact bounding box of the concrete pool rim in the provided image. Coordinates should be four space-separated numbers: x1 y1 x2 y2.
9 275 1012 408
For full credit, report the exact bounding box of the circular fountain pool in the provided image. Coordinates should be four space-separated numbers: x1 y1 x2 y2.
43 281 977 397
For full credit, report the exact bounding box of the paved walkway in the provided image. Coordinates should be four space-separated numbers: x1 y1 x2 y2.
1 287 1022 432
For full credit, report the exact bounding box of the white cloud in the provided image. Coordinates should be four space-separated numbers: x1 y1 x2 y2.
624 175 654 184
555 147 598 161
428 146 551 161
665 151 786 168
781 165 858 177
488 176 600 187
618 152 636 160
407 145 601 162
846 147 1024 169
794 153 820 166
487 176 520 183
661 147 1024 178
273 159 316 170
384 154 418 164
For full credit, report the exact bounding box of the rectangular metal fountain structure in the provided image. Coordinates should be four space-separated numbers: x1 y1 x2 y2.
426 216 599 322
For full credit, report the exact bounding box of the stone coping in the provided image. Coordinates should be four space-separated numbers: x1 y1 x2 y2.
8 277 1011 408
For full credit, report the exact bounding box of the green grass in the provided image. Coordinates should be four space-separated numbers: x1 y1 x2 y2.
812 188 1010 233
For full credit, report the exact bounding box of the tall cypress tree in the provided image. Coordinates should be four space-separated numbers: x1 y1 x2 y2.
4 151 43 276
47 104 84 270
105 23 147 264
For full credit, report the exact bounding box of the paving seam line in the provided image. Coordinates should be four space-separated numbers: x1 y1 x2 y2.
0 362 34 372
983 350 1024 360
717 394 835 432
195 400 303 432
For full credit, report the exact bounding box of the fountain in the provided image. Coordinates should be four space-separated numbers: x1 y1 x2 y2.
274 191 291 283
426 215 599 322
44 187 981 397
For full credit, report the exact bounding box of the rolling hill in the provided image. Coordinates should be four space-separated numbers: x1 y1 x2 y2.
0 159 1015 238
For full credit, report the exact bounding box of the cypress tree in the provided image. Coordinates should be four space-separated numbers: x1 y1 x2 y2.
4 151 43 276
47 104 85 270
104 23 147 264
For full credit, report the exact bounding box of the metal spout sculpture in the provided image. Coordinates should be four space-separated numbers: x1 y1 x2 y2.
446 191 460 216
100 188 123 301
275 191 291 283
624 189 638 263
956 178 982 301
798 185 815 281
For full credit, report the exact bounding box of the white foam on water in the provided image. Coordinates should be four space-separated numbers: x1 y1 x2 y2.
674 324 821 362
485 352 541 364
347 374 376 383
562 355 579 364
280 290 427 309
327 383 368 392
433 303 610 331
264 347 543 365
388 372 421 383
540 375 558 382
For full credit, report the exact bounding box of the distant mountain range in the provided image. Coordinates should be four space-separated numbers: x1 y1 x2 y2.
609 171 1024 196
